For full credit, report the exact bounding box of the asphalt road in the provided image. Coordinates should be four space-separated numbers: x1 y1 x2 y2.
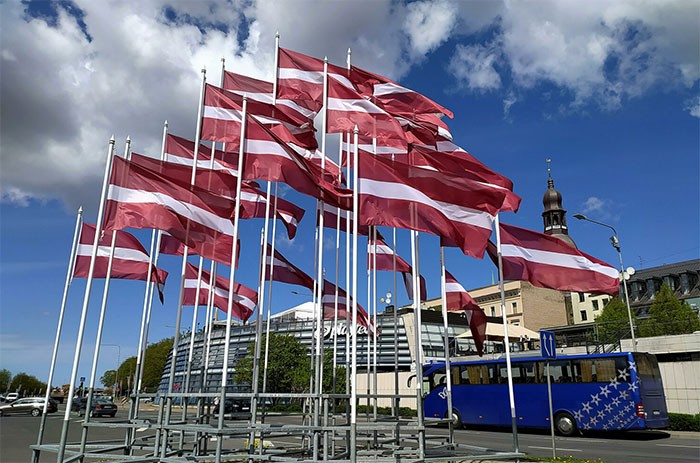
1 404 698 463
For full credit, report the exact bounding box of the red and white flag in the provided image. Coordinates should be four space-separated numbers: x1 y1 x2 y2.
406 144 521 213
488 222 620 295
326 77 407 150
276 47 353 103
321 203 369 236
223 70 321 123
321 280 377 336
183 263 254 322
201 84 318 150
103 156 238 265
243 115 353 210
367 236 426 301
164 133 239 177
358 152 506 258
444 270 486 355
158 232 240 268
264 245 314 291
74 223 168 302
350 65 453 119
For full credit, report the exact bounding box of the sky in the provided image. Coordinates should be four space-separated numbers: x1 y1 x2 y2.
1 0 698 387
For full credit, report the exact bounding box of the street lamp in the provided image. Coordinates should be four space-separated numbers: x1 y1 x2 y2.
572 214 637 350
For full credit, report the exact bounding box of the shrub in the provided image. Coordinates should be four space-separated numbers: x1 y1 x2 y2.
668 413 700 432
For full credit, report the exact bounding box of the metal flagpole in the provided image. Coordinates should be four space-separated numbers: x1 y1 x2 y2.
33 206 83 463
495 214 520 453
366 232 372 422
248 228 267 452
439 246 455 443
214 96 247 462
311 56 330 462
349 125 359 462
181 257 205 420
410 229 425 459
161 67 206 457
79 229 118 455
56 136 115 463
392 226 399 440
129 122 167 451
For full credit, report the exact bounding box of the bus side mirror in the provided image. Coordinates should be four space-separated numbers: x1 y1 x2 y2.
407 374 416 388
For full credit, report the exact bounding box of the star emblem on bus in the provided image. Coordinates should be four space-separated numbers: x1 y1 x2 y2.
618 368 629 381
599 385 611 397
609 377 620 389
582 402 592 413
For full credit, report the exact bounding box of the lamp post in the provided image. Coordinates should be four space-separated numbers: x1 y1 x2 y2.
572 214 637 350
101 344 121 396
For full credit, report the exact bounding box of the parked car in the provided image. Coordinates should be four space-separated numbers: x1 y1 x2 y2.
0 397 57 417
4 392 19 402
76 397 118 418
214 398 251 420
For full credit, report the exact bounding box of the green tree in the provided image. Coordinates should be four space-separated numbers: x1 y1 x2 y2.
117 357 137 392
639 284 700 336
0 368 12 392
235 334 312 401
100 370 117 388
9 372 47 396
141 338 173 390
595 297 638 343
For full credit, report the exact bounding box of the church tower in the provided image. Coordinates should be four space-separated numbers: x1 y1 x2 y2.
542 160 576 248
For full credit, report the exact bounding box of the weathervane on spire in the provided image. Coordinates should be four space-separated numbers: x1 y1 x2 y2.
546 158 552 178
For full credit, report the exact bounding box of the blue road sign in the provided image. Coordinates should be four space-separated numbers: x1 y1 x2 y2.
540 331 556 359
79 377 85 383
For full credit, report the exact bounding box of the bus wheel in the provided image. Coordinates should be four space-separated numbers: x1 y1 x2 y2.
554 412 577 437
447 410 463 429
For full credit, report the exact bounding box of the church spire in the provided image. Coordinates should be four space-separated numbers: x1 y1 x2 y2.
542 159 576 248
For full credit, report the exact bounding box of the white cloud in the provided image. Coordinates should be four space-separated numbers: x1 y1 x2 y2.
448 0 699 110
582 196 611 216
449 42 502 91
403 0 458 57
685 96 700 118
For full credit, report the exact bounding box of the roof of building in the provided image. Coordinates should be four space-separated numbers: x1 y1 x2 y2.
627 259 699 281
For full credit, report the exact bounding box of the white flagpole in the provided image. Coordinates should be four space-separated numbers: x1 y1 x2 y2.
129 121 168 447
350 125 359 461
33 206 83 463
365 232 372 418
215 96 246 462
182 257 205 400
161 67 206 457
495 214 520 453
439 246 455 443
248 227 267 451
56 136 115 463
410 229 425 459
79 229 118 454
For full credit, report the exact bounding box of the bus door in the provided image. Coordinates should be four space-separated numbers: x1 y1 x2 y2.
632 353 669 429
422 367 448 419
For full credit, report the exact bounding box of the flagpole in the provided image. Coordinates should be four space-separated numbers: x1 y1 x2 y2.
313 56 328 461
79 229 118 455
495 214 520 453
350 125 359 462
410 229 425 459
371 226 379 447
215 96 246 462
181 256 205 421
33 206 83 463
56 136 115 463
365 232 372 423
129 123 168 451
344 50 352 445
439 246 455 443
248 227 267 451
261 186 279 400
162 67 207 457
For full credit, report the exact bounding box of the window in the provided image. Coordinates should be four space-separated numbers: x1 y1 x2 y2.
538 360 573 383
592 300 599 310
490 306 495 317
578 292 586 303
580 310 588 321
511 301 518 313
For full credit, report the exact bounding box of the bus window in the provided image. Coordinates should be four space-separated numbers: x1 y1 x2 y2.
521 362 537 383
633 353 662 381
429 368 446 392
594 358 617 382
540 360 573 383
485 364 498 384
465 365 481 384
451 366 461 385
499 364 525 384
572 359 594 382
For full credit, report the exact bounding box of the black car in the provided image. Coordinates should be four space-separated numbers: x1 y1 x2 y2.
72 397 118 417
214 398 251 419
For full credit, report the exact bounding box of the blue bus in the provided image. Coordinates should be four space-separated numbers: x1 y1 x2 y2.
422 352 669 436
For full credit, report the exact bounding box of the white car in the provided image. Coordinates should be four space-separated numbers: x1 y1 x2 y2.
4 393 19 402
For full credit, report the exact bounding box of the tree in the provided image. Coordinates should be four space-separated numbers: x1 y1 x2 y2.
100 370 117 388
141 338 173 391
595 297 638 343
235 334 311 401
639 284 700 337
9 373 47 396
0 368 11 392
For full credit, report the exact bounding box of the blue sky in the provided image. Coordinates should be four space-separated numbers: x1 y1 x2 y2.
1 1 698 387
